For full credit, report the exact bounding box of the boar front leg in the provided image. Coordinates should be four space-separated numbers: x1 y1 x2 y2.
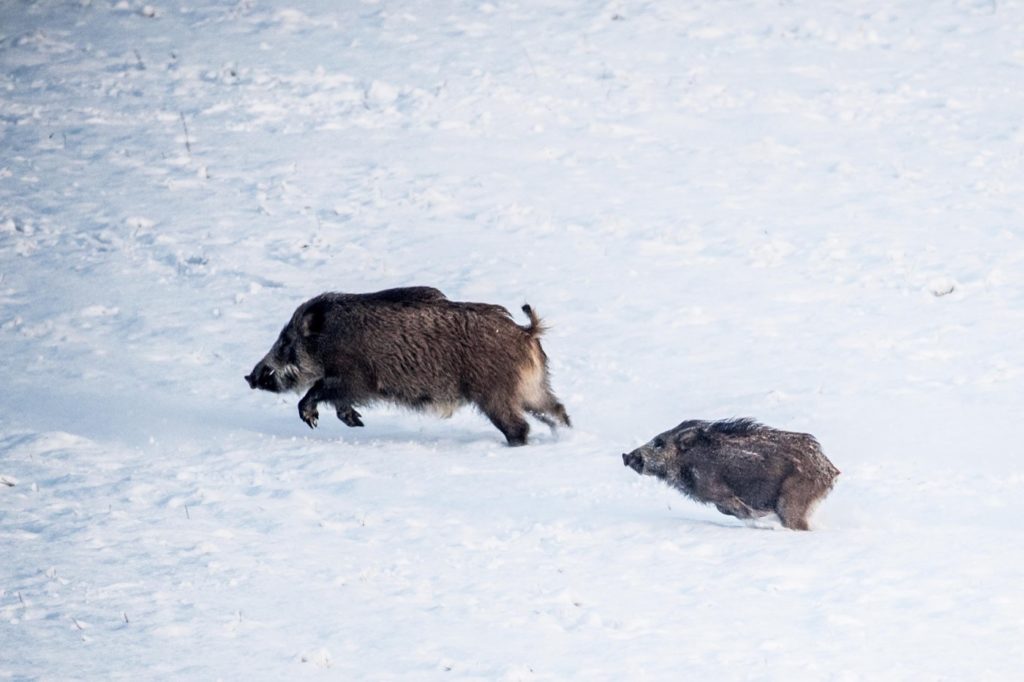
335 405 364 427
691 473 763 520
297 378 364 429
714 497 762 520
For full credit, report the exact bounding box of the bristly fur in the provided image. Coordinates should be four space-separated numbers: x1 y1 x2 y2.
705 417 764 437
245 287 571 446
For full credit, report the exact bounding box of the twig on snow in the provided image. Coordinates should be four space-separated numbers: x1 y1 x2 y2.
522 46 539 83
180 112 192 156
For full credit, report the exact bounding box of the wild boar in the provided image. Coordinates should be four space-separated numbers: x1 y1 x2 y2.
622 418 839 530
245 286 571 446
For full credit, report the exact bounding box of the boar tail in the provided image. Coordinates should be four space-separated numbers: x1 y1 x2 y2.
520 304 547 338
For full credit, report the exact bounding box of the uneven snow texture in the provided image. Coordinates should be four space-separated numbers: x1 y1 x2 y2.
3 0 1024 679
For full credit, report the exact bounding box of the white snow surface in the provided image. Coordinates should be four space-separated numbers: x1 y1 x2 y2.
3 0 1024 679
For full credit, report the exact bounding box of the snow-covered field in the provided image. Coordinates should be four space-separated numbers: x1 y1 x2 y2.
3 0 1024 678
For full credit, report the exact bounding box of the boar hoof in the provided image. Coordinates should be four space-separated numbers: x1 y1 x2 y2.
337 407 364 428
299 401 319 429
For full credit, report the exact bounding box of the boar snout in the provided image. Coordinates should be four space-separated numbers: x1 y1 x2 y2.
623 452 644 474
246 362 280 392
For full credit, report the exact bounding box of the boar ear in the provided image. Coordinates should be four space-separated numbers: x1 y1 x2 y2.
675 427 702 448
298 300 328 337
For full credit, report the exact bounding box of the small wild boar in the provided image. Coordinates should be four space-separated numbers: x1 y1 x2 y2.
245 286 571 446
622 418 839 530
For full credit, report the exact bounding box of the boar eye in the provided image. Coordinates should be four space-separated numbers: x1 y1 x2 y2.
653 437 665 449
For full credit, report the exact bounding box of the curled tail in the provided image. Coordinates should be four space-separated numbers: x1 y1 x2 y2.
520 304 547 338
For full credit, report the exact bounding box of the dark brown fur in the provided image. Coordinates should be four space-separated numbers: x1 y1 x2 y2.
245 287 570 445
622 418 839 530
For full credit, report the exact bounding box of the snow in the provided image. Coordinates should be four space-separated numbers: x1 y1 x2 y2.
2 0 1024 678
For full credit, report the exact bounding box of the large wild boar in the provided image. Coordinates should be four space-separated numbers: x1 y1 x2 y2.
622 418 839 530
245 287 571 446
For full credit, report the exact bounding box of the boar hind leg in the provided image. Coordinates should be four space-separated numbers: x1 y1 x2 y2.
298 377 364 430
526 393 571 429
550 401 571 427
526 409 557 429
482 400 530 446
775 476 822 531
